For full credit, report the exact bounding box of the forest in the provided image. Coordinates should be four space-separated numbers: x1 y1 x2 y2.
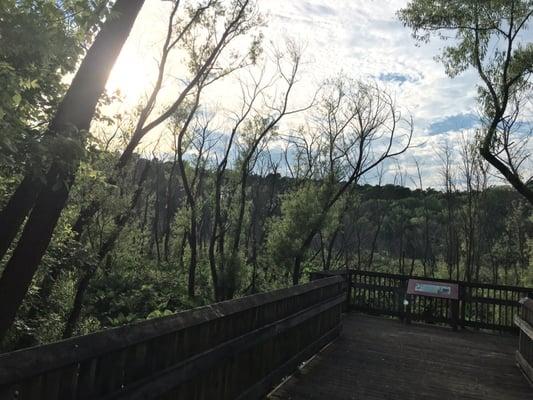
0 0 532 352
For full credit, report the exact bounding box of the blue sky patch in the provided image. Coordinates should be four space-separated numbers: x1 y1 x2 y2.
377 72 420 84
427 113 479 135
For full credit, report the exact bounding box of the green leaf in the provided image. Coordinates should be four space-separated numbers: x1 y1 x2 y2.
12 93 21 107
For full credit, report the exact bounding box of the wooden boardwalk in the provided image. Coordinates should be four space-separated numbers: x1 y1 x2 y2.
270 313 532 400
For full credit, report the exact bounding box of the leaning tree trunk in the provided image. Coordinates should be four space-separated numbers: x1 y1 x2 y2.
0 0 145 342
0 174 43 261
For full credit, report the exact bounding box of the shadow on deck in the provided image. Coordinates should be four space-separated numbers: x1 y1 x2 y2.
270 313 531 400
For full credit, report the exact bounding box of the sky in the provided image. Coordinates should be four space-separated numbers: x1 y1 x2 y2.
104 0 531 189
259 0 481 187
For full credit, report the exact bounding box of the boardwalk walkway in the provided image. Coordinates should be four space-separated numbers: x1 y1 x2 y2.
270 313 531 400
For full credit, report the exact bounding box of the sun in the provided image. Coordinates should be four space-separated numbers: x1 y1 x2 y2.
106 51 153 104
105 2 168 105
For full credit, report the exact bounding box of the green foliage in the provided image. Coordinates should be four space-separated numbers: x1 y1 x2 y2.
2 149 532 349
399 1 533 82
267 184 322 268
1 0 531 353
0 0 107 169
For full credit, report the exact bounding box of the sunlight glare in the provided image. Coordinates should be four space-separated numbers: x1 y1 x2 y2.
106 51 153 104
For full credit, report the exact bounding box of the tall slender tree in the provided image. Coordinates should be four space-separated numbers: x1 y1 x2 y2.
399 0 533 204
0 0 111 261
0 0 145 341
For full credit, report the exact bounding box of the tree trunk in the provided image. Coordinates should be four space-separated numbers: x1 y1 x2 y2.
292 225 321 285
174 91 202 298
62 264 96 339
0 0 144 341
187 216 198 298
163 158 179 261
178 231 188 272
292 255 303 286
0 174 43 261
324 228 339 271
366 212 384 270
62 160 150 337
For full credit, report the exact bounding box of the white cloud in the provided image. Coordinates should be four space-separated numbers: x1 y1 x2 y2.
103 0 532 189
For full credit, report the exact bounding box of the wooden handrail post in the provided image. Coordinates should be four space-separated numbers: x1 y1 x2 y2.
451 299 459 331
515 297 533 384
459 284 466 330
398 288 404 323
346 269 353 310
398 278 410 324
404 295 412 325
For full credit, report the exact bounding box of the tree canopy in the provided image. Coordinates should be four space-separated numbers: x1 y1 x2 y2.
398 0 533 204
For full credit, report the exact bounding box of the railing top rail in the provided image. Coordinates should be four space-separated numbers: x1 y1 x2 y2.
309 271 349 278
0 276 343 384
461 281 533 292
347 269 533 292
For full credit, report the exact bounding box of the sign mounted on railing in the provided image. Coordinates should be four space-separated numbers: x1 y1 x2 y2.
407 279 459 300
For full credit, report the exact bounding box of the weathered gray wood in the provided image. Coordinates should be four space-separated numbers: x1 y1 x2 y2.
272 313 531 400
0 276 343 400
515 315 533 341
344 270 531 331
109 294 344 399
57 364 78 400
0 276 342 385
0 384 18 400
19 375 43 400
469 297 519 306
516 350 533 386
237 325 341 400
76 357 97 399
521 298 533 313
42 369 61 399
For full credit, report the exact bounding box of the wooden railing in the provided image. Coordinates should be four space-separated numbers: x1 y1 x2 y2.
515 297 533 383
310 270 533 332
0 276 344 400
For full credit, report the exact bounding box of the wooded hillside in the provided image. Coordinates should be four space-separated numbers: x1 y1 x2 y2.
0 0 531 352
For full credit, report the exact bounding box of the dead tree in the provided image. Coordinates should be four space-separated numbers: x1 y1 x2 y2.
287 78 413 284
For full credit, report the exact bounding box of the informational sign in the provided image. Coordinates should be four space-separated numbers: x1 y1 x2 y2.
407 279 459 300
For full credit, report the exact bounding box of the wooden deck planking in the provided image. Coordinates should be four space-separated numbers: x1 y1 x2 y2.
270 313 532 400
